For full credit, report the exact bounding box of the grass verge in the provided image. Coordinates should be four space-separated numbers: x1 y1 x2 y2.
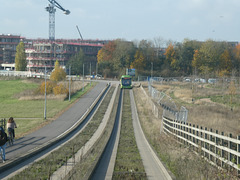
9 86 114 180
0 79 96 139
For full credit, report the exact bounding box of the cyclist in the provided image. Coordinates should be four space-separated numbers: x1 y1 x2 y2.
0 126 7 162
7 117 17 142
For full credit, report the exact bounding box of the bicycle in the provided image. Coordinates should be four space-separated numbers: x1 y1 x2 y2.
8 130 14 146
0 147 5 163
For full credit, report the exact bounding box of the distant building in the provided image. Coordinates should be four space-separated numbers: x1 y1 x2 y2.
0 34 107 72
0 34 21 70
24 38 106 73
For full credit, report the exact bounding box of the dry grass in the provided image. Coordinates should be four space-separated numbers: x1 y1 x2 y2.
142 81 240 136
133 86 236 180
15 81 87 101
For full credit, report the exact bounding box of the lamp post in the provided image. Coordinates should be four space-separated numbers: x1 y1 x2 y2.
151 62 153 78
69 65 71 101
82 63 84 92
90 63 91 86
44 62 47 120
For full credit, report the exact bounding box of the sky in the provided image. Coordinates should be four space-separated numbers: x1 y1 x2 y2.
1 0 240 43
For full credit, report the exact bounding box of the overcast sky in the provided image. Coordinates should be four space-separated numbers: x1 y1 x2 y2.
1 0 240 43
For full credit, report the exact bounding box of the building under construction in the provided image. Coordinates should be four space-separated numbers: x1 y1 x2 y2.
0 34 106 73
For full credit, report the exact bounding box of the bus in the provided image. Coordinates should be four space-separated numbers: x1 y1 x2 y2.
120 75 132 89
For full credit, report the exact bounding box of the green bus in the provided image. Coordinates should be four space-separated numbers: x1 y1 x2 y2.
120 75 132 89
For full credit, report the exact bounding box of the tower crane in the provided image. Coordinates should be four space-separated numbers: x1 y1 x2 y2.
45 0 70 41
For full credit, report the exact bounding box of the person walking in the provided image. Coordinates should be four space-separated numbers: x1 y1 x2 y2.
0 126 7 163
7 117 17 141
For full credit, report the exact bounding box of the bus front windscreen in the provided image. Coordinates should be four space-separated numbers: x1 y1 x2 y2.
122 78 131 86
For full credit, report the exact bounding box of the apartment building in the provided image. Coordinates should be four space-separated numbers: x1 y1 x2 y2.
0 34 21 70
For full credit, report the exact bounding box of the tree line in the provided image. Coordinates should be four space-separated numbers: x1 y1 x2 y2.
96 38 240 78
14 39 240 79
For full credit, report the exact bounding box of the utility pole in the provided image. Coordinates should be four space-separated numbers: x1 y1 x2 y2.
82 64 84 92
44 62 47 120
69 65 71 101
90 63 91 86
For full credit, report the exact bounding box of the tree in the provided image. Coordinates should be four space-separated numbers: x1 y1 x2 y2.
164 43 177 70
112 40 135 73
219 49 232 77
15 42 27 71
192 49 201 75
67 49 85 75
50 60 66 81
131 50 145 71
178 40 202 75
97 41 116 77
97 41 116 63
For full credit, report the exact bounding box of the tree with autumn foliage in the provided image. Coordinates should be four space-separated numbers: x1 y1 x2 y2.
131 50 145 71
164 43 178 71
97 41 116 63
50 60 66 82
218 49 232 77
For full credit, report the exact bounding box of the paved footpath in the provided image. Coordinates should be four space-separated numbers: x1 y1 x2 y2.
4 82 107 162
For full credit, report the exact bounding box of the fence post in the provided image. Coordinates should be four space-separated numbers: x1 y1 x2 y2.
221 132 224 168
210 128 213 161
229 133 232 171
215 130 219 165
205 127 208 159
186 123 189 146
193 124 195 151
200 126 203 155
237 135 240 177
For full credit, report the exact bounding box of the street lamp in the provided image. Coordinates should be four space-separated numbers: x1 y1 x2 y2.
151 62 153 78
82 63 84 92
69 65 71 101
44 61 47 120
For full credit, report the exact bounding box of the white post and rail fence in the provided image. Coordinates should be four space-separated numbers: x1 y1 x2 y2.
163 117 240 176
141 83 240 177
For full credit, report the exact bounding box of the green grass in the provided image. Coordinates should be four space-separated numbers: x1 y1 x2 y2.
0 79 95 118
0 79 96 138
10 86 115 180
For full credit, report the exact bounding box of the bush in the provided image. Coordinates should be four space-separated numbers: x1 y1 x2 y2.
39 81 56 95
53 84 68 95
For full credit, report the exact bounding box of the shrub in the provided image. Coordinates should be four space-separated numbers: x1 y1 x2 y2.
53 84 68 95
39 81 56 95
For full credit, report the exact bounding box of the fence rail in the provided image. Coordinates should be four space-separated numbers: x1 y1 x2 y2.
163 116 240 176
141 82 240 176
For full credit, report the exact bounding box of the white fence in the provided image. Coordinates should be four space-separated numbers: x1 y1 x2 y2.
140 84 240 176
163 117 240 176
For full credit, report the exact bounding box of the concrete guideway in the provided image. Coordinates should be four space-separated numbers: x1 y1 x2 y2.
129 90 172 180
50 84 119 179
0 82 108 177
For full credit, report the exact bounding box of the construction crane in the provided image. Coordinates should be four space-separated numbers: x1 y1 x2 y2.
45 0 70 41
76 25 83 40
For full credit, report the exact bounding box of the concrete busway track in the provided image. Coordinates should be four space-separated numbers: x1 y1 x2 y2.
0 82 109 178
130 90 172 180
50 84 119 179
90 88 123 180
90 89 172 180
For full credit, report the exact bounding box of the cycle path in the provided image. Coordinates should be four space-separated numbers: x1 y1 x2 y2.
3 82 107 162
